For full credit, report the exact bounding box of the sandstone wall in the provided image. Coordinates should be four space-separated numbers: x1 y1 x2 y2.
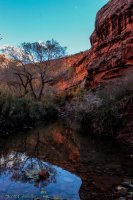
85 0 133 88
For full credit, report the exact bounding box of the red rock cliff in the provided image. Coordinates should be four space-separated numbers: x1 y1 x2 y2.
53 51 88 91
85 0 133 88
1 0 133 92
55 0 133 91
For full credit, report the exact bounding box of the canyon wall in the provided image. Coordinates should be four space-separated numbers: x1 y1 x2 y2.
52 51 88 91
0 0 133 92
85 0 133 88
0 52 88 92
54 0 133 91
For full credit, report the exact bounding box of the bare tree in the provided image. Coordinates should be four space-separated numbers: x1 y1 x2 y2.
2 39 67 100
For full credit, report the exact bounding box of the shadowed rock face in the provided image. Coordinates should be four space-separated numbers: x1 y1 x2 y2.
85 0 133 88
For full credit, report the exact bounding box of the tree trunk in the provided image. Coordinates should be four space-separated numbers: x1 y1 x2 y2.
29 79 37 100
37 82 44 101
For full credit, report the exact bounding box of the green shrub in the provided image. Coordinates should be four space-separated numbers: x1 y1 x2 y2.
0 93 58 135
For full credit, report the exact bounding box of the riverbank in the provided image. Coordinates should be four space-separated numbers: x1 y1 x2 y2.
0 74 133 152
59 77 133 151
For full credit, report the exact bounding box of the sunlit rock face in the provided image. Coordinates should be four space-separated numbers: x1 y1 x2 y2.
0 51 88 92
55 0 133 91
85 0 133 88
53 51 88 91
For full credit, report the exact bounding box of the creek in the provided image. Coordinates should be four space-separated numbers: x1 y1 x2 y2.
0 123 132 200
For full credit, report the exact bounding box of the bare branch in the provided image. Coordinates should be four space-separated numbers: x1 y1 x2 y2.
2 40 67 100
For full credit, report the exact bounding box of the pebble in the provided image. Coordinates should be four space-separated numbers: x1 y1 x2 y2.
116 186 127 193
122 182 133 189
122 181 131 186
117 197 126 200
128 184 133 188
115 186 127 197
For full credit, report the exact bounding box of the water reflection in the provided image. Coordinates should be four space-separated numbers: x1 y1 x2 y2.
0 151 81 200
0 123 132 200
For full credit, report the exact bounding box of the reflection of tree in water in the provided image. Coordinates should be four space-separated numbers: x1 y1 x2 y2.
0 129 82 200
0 132 57 188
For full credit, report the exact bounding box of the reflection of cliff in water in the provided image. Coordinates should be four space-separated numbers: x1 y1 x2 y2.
0 124 80 165
0 124 82 199
0 123 132 199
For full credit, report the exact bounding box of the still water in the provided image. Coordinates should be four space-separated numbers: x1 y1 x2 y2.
0 123 132 200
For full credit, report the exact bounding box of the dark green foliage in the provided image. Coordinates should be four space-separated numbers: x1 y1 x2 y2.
80 92 133 138
78 102 121 138
0 93 58 135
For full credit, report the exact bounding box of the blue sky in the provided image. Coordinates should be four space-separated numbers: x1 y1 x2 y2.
0 0 108 54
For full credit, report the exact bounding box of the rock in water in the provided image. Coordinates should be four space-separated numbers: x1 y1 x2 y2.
38 170 49 180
